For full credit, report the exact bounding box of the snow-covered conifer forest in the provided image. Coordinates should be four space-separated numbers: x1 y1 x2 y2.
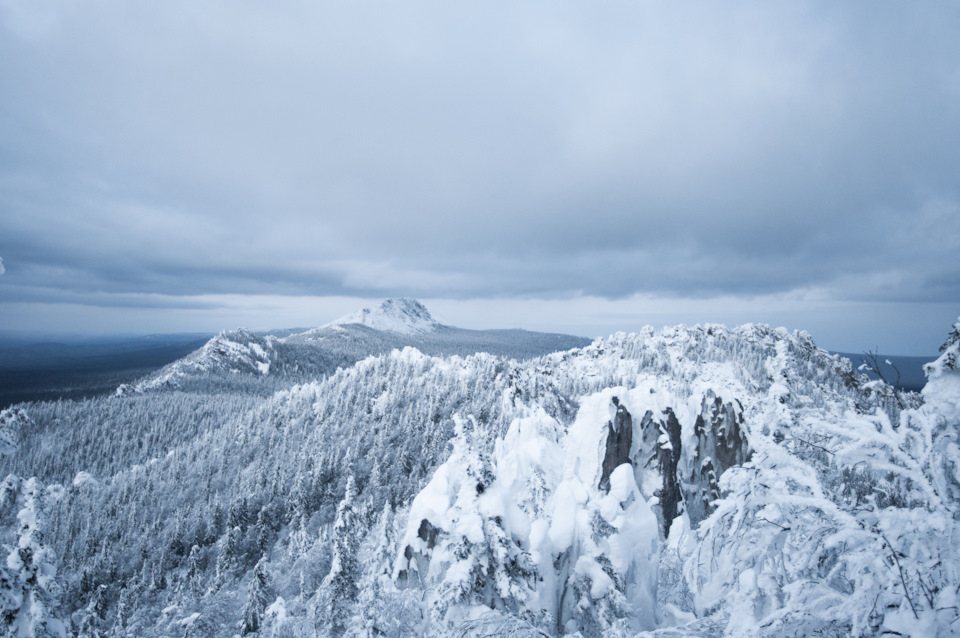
1 299 958 637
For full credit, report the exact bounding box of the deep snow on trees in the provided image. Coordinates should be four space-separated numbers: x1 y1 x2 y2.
0 302 957 637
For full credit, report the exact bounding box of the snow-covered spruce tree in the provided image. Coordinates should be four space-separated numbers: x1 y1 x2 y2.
240 556 271 636
0 423 19 631
357 502 427 637
288 515 309 560
316 475 359 637
180 544 204 597
73 584 107 638
110 583 137 638
393 413 572 635
397 419 497 623
0 407 26 457
931 316 960 372
255 506 274 555
358 502 394 634
0 478 66 638
212 525 243 592
0 556 18 633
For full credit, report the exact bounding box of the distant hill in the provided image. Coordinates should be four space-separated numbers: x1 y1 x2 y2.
126 299 593 394
0 299 592 406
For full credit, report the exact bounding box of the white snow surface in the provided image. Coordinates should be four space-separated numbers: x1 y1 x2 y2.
398 397 661 633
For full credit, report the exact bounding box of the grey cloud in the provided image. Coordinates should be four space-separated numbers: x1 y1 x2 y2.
0 0 958 316
1 284 228 310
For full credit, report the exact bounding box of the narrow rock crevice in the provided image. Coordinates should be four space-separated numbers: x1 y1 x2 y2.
657 408 683 537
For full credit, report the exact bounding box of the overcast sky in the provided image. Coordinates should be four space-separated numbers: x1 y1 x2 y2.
1 1 957 354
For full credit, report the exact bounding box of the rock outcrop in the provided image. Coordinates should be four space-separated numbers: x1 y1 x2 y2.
685 391 750 528
599 397 632 492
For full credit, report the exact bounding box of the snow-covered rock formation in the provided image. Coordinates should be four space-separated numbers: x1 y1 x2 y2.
389 322 959 636
326 298 442 335
395 401 659 636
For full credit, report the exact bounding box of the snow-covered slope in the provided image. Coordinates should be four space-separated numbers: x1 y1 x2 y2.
326 298 442 334
117 328 283 394
1 318 957 637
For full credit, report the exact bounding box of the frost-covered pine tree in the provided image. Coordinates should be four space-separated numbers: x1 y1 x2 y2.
212 526 242 592
73 584 107 638
180 544 203 596
0 478 66 638
317 475 359 637
0 407 24 457
240 556 271 636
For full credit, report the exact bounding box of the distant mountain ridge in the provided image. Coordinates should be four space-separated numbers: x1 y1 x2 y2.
123 299 592 394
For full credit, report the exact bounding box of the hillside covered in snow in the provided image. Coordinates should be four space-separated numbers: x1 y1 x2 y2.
0 303 957 637
122 299 590 395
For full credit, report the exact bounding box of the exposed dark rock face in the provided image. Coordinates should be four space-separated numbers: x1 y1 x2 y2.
598 397 633 492
636 409 661 472
417 518 440 549
396 518 441 588
657 409 683 538
685 391 751 528
632 393 750 537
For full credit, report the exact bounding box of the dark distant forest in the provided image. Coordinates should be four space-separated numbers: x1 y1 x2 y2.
0 334 211 409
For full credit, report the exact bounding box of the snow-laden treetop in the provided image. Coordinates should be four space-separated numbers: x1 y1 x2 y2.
325 298 442 335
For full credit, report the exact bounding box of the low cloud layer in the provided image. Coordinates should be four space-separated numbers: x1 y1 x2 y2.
1 1 957 350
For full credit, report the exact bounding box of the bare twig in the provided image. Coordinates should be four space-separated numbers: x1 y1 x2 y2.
757 516 791 532
917 570 935 608
861 350 906 410
786 436 835 456
880 532 919 619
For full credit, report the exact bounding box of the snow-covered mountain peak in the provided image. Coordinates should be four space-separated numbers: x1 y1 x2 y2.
326 298 442 334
